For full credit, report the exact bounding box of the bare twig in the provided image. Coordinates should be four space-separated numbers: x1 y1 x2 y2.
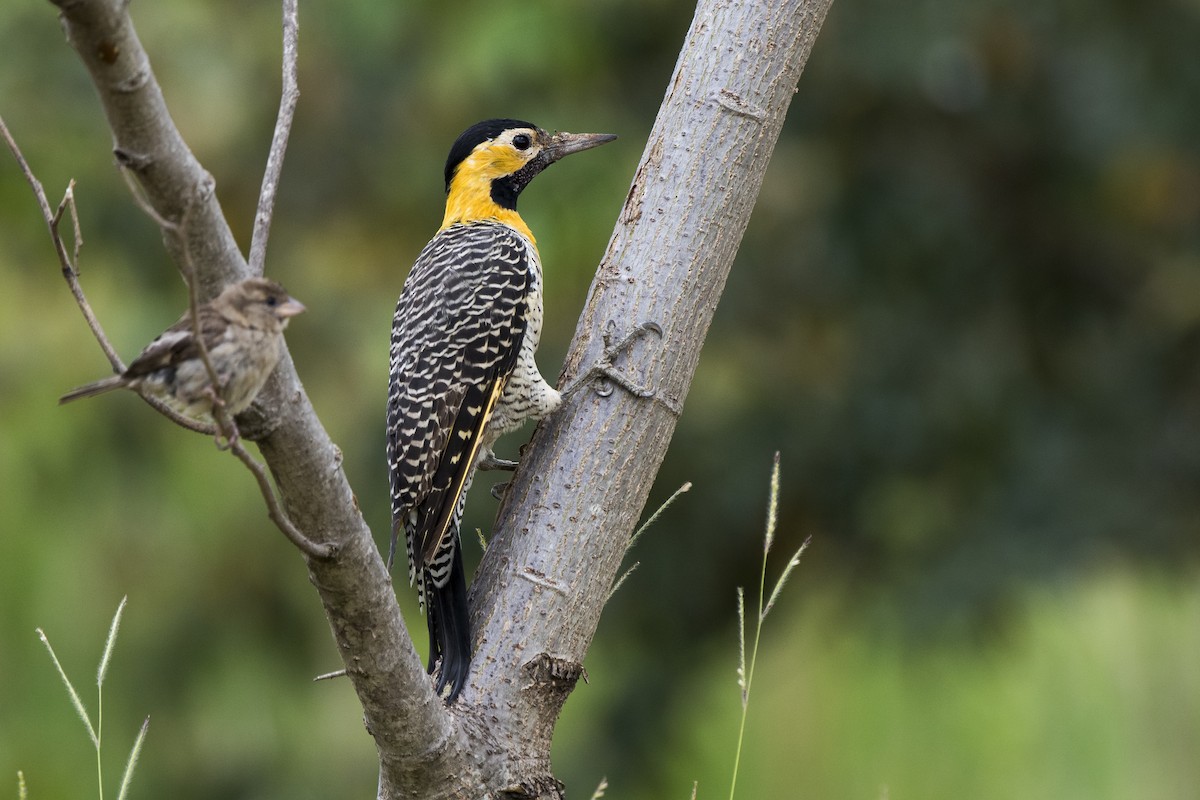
248 0 300 274
52 179 84 277
52 182 120 369
225 428 336 559
2 114 217 435
2 116 69 259
3 116 109 363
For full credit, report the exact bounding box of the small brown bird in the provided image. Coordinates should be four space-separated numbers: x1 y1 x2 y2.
60 277 305 422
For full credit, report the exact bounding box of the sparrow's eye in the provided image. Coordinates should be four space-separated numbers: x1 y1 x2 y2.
512 133 532 151
265 295 279 307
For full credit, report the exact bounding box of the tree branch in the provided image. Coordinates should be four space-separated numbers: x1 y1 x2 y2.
44 0 457 792
462 0 834 793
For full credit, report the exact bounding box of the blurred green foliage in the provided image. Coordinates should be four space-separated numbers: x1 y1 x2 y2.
656 570 1200 799
2 0 1198 797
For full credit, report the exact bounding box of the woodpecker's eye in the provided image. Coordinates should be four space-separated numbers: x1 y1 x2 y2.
512 133 532 151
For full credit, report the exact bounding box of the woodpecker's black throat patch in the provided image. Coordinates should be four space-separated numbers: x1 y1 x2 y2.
489 153 554 210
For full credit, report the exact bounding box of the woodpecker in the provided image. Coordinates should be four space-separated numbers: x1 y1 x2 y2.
387 119 616 702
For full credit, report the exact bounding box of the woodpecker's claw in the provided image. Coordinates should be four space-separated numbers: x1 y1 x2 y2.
595 369 654 399
478 453 519 471
490 480 511 501
563 319 662 400
632 321 664 339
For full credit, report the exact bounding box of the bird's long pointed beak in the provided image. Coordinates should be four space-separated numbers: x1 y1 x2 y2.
276 298 307 318
543 131 618 163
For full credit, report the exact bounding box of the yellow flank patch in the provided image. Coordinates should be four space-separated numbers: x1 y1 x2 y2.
440 142 537 244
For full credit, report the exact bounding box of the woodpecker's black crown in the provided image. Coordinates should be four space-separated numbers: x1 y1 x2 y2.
444 118 539 192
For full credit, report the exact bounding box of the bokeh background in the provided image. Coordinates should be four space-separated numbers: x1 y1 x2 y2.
3 0 1199 797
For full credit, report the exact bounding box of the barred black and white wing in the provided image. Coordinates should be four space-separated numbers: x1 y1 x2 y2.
386 221 530 700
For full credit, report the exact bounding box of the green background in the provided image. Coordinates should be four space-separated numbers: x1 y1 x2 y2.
2 0 1198 797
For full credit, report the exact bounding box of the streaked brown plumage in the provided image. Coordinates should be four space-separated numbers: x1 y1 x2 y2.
60 277 305 422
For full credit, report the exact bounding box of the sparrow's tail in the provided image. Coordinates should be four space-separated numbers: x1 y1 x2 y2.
59 376 125 405
423 544 471 704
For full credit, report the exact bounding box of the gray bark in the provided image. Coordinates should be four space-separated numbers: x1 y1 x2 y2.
42 0 832 796
465 1 833 795
48 0 462 787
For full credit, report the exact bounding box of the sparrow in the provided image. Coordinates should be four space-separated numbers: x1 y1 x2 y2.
60 277 306 422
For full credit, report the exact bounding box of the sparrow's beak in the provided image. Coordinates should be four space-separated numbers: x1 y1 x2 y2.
542 131 618 164
276 297 307 318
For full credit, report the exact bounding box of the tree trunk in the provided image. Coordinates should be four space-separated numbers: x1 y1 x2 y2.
465 0 833 795
41 0 832 796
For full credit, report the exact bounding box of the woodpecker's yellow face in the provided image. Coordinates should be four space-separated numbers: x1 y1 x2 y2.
456 126 543 185
440 122 617 240
443 128 544 232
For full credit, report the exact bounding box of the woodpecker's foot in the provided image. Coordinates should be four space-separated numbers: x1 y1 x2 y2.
478 452 518 471
489 480 511 501
563 320 662 400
